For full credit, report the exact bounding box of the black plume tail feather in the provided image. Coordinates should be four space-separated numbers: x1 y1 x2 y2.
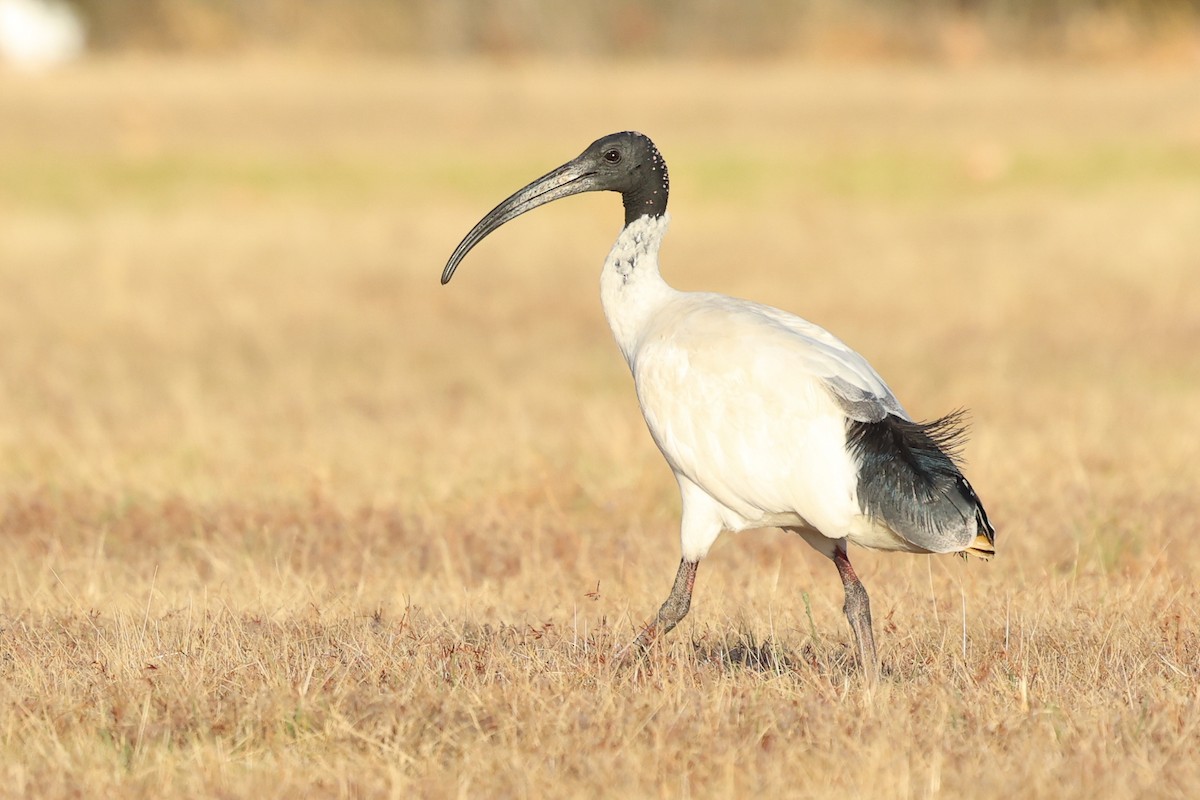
847 411 995 558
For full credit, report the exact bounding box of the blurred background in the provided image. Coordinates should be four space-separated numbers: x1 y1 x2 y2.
0 0 1197 553
4 0 1200 64
0 0 1196 531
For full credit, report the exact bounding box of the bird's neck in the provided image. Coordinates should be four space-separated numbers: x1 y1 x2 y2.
600 213 676 366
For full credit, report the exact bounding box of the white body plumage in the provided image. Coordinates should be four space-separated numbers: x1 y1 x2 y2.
601 214 938 562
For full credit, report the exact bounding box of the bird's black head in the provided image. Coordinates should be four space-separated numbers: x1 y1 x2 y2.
441 131 669 284
578 131 670 225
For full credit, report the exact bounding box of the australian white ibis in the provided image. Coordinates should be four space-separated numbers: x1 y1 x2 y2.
442 132 995 677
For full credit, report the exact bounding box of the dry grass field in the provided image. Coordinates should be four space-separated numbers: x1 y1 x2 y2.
1 58 1198 798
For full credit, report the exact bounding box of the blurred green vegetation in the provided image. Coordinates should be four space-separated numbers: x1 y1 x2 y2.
5 142 1200 211
65 0 1200 59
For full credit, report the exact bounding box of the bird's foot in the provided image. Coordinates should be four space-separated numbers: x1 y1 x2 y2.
612 621 660 665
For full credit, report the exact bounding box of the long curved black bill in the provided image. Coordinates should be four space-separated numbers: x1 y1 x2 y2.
442 157 598 285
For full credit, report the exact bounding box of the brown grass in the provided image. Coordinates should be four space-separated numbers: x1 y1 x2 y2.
1 58 1198 798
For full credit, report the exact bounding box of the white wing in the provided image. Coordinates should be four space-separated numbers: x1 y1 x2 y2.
630 292 907 534
732 297 908 422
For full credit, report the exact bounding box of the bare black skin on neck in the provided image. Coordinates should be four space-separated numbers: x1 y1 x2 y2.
612 132 669 225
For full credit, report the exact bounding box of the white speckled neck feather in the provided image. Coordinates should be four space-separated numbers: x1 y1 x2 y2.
600 213 677 365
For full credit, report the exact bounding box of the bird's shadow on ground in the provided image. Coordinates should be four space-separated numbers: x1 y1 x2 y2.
684 631 869 679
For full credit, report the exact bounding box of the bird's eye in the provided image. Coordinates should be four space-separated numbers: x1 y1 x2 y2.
603 149 621 163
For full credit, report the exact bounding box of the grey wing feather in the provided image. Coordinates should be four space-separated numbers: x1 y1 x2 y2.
825 374 907 423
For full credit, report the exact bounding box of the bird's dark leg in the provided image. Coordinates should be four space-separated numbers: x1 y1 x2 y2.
833 546 878 682
625 558 698 654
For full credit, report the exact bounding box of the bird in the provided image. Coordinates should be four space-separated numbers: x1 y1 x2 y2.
441 131 995 678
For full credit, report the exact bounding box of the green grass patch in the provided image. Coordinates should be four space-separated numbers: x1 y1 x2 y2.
1 141 1198 212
